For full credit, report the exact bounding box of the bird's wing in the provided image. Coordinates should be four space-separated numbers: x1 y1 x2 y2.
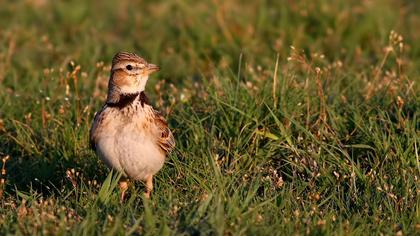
152 110 175 153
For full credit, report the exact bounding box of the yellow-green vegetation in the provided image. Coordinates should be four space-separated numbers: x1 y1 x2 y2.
0 0 419 235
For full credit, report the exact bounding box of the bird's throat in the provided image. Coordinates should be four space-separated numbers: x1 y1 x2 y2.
106 91 149 109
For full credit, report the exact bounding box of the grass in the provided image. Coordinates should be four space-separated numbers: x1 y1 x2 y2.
0 0 419 235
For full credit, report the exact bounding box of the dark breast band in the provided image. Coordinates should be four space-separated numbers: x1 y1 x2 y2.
106 91 149 109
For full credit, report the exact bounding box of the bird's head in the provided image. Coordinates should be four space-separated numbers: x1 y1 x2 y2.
107 52 159 103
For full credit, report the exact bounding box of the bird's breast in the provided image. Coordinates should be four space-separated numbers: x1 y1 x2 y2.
94 103 165 181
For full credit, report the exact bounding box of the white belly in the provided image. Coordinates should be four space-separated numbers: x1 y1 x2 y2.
96 121 165 181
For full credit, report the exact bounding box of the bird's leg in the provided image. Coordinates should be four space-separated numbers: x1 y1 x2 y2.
119 178 129 202
144 175 153 199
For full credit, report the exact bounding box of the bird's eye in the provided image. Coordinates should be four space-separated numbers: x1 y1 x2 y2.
126 65 133 70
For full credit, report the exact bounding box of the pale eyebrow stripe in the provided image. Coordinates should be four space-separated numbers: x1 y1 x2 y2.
112 65 143 72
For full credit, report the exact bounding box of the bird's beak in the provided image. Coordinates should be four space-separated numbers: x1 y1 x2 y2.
146 63 160 74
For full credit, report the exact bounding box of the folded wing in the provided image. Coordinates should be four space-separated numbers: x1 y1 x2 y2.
153 110 175 153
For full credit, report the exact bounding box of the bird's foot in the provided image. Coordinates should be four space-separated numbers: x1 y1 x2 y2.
119 180 129 202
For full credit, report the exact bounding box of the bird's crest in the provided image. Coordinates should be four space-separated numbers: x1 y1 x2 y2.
112 52 146 66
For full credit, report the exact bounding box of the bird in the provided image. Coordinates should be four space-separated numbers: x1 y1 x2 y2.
90 52 175 200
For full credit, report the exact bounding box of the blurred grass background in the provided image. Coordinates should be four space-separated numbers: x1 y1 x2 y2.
0 0 419 235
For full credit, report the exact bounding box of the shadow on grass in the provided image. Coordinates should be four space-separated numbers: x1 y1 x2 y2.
0 128 107 197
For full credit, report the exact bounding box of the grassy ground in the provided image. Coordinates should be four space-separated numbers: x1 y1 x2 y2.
0 0 419 235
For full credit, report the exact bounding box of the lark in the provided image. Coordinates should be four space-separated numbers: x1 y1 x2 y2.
90 52 175 200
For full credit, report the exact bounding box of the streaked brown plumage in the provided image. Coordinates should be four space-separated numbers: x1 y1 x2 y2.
90 52 175 199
